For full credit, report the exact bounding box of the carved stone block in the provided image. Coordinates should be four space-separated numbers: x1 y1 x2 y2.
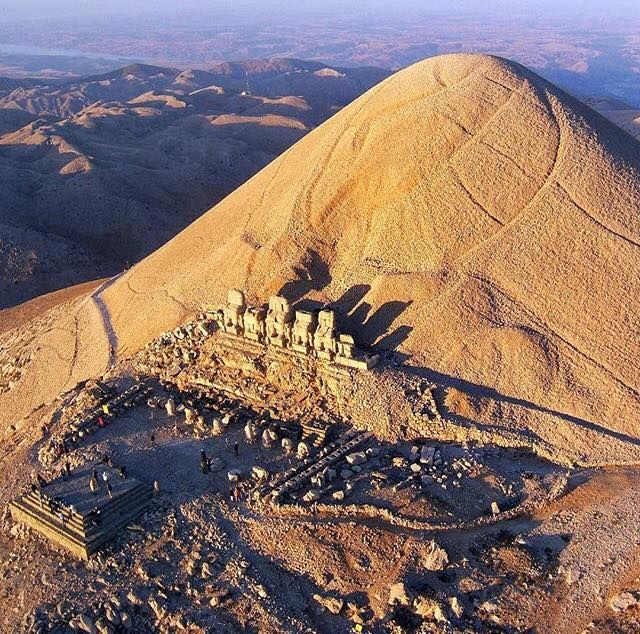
244 306 267 343
223 289 247 336
313 309 337 357
265 295 293 347
291 310 317 354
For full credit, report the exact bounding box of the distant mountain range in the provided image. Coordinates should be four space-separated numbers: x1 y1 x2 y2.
1 56 637 311
0 59 390 307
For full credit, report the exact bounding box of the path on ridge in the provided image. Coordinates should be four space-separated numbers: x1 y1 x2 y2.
88 272 124 369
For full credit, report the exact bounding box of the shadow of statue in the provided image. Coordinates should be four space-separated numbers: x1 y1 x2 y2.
358 300 413 347
277 249 332 304
375 325 414 351
334 284 371 314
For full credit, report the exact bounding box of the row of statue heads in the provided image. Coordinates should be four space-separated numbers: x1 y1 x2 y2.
217 289 357 360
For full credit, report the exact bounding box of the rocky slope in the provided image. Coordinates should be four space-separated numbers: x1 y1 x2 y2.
0 53 639 465
0 59 390 307
588 97 640 142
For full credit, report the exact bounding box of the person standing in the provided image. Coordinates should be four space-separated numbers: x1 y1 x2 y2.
234 441 239 458
89 475 98 495
200 449 210 474
106 481 113 499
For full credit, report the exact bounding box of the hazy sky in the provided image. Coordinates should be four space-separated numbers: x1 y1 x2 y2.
2 0 639 22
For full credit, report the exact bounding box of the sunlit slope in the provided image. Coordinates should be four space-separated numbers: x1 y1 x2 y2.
2 54 639 463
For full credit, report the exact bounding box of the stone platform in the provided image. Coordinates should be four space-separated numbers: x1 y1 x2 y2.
9 465 152 559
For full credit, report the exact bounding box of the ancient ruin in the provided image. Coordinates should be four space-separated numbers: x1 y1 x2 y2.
10 465 152 560
212 289 379 370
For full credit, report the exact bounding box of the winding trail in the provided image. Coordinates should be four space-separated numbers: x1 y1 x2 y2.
87 272 124 369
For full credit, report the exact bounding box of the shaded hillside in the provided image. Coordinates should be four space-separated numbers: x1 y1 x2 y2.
0 59 391 307
588 97 640 142
0 54 638 465
104 54 640 462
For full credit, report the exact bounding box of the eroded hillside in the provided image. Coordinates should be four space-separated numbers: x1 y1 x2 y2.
0 59 390 307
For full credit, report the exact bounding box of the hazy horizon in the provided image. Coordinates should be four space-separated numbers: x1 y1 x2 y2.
2 0 640 106
3 0 640 22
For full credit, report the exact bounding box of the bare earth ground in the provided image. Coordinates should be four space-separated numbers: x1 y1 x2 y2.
0 53 638 633
0 279 104 334
1 340 640 633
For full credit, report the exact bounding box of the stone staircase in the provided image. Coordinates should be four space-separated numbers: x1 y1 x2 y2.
300 420 332 447
9 467 152 559
258 429 372 501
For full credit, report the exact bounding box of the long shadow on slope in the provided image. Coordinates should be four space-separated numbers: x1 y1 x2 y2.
410 366 640 449
284 281 413 353
278 249 332 303
337 294 413 351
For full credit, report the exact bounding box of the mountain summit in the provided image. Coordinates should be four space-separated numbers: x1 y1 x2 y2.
2 53 639 464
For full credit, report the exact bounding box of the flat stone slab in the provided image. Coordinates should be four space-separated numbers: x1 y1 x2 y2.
9 464 152 559
34 465 140 514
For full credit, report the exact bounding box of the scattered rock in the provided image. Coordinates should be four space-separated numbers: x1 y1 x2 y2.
314 593 344 614
228 469 242 482
422 541 449 571
449 596 463 619
75 614 98 634
388 582 413 606
346 452 367 466
610 591 638 612
126 590 143 607
414 595 447 623
303 489 321 502
252 466 269 481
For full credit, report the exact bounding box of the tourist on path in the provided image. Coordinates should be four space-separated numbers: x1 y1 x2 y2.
106 481 113 499
234 441 239 458
89 476 98 495
200 449 210 474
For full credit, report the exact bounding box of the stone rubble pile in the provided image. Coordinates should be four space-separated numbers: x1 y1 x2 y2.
406 380 444 424
39 381 153 467
392 442 483 494
134 313 216 380
0 349 31 395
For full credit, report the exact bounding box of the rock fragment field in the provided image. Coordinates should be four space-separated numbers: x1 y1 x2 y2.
0 52 639 633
